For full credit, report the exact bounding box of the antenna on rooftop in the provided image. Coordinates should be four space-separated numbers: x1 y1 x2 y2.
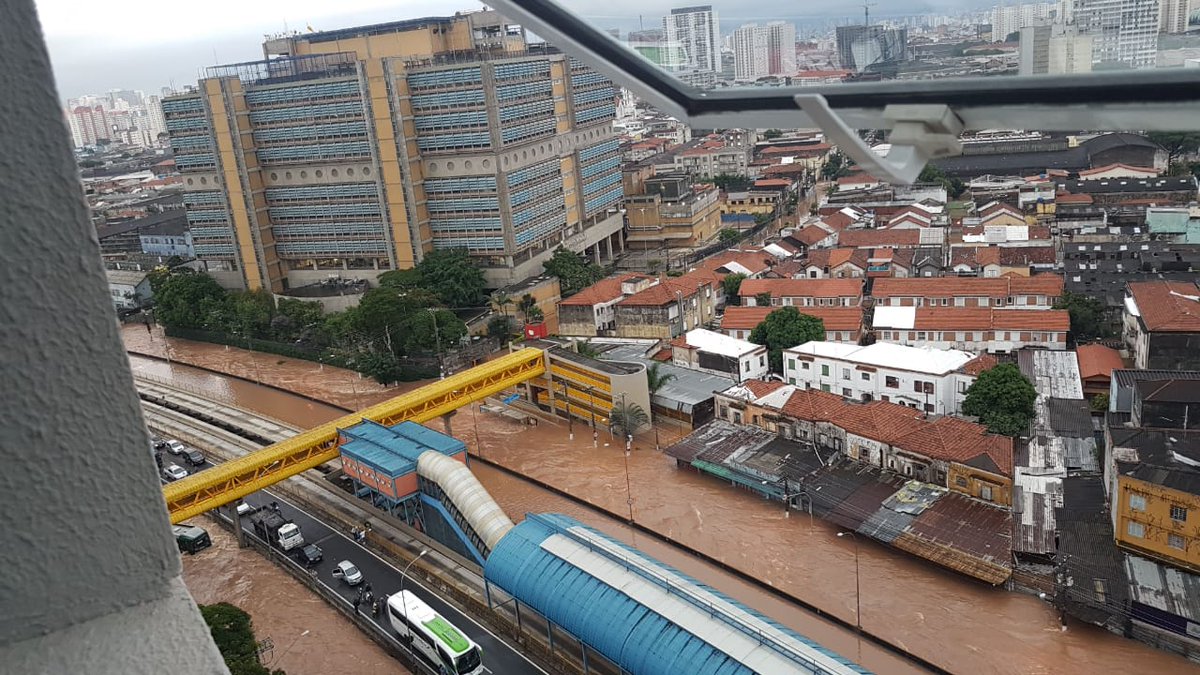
863 1 878 26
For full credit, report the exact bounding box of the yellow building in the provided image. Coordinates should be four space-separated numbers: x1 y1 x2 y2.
1115 473 1200 572
719 190 779 216
948 462 1013 507
624 171 721 250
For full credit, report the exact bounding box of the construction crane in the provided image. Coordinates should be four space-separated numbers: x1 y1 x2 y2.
862 1 878 26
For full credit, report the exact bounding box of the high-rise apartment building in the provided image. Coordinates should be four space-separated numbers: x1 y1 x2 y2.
990 3 1055 41
732 25 769 81
143 95 167 140
1019 24 1094 74
1159 0 1193 33
164 12 624 292
1073 0 1159 69
765 21 797 76
663 6 721 73
733 21 797 81
67 105 110 147
836 26 909 73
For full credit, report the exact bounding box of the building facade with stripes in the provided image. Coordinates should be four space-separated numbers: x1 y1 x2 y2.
165 11 624 291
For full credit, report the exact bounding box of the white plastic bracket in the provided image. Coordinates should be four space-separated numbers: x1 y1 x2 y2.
793 94 965 185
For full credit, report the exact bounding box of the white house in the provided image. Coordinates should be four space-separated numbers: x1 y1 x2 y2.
105 269 153 311
782 341 992 415
671 328 769 382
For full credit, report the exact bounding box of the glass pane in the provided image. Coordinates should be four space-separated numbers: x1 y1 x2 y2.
555 1 1200 90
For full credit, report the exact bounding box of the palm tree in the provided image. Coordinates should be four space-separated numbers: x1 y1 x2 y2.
645 363 676 450
517 293 537 321
490 291 513 318
610 400 650 438
574 339 601 359
526 305 545 323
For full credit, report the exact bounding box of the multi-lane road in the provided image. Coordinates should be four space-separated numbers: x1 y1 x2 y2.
159 438 544 675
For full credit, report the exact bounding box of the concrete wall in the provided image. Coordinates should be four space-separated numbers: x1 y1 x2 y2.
0 2 226 671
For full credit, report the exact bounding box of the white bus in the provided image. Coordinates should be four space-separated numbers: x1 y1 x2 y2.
387 590 484 675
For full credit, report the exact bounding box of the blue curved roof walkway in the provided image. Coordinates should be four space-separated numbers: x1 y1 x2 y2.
484 513 869 675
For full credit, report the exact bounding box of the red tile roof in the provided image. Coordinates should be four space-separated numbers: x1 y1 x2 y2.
697 249 774 276
1128 280 1200 332
999 245 1056 266
793 224 835 246
872 275 1062 300
719 305 863 332
892 416 1014 477
1075 344 1124 381
744 380 786 397
903 307 1070 332
560 273 651 306
761 143 831 155
763 163 809 177
960 354 999 376
950 246 1002 269
739 277 864 300
838 174 878 185
618 274 715 307
768 259 805 278
837 229 922 248
753 178 793 188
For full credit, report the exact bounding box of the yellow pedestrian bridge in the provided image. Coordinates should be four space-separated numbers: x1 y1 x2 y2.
162 348 546 524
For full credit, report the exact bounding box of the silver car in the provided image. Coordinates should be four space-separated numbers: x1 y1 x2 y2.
332 560 363 585
161 464 188 482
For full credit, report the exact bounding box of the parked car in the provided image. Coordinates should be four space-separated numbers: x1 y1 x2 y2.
181 448 205 466
165 440 186 456
332 560 363 585
235 502 257 517
298 544 323 566
161 464 188 482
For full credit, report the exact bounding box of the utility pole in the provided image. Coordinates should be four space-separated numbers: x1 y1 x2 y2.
863 1 877 26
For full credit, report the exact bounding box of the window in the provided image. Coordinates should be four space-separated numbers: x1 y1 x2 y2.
1171 504 1188 522
787 358 795 371
842 368 850 380
759 355 765 367
936 470 946 484
1126 521 1145 538
842 388 852 397
788 378 796 385
924 403 935 413
980 485 993 502
802 362 810 370
1168 533 1186 550
885 376 899 388
861 372 869 381
821 384 831 393
1129 494 1147 512
956 476 968 487
916 331 926 340
914 380 923 393
821 364 829 376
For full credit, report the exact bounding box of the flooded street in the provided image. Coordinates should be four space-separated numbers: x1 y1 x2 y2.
181 518 407 675
128 325 1198 675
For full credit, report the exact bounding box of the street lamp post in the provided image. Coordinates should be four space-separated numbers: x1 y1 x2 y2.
399 549 428 643
586 385 597 428
837 532 862 632
426 308 443 379
559 380 574 440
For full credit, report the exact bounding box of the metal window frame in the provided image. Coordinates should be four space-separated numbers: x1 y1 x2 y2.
488 0 1200 133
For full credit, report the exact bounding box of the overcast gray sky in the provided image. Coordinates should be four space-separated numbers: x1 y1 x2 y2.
35 0 976 99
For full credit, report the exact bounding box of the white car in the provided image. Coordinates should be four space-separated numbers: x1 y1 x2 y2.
332 560 363 586
236 502 257 517
166 440 186 456
161 464 189 482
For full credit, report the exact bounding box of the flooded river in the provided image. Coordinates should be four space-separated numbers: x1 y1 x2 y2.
130 325 1197 675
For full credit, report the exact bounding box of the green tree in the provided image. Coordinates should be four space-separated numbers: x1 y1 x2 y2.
356 350 403 386
153 270 228 329
762 129 783 140
748 307 826 372
517 293 537 320
490 290 513 318
1054 291 1112 343
1090 393 1110 413
755 291 773 307
573 339 601 359
227 290 274 339
722 273 747 306
718 228 741 245
753 212 773 227
198 603 284 675
377 268 423 290
526 305 545 323
1146 132 1200 166
404 308 468 353
487 315 513 341
707 173 753 192
820 150 851 180
610 400 650 437
961 364 1037 437
646 362 676 398
272 297 324 342
416 249 485 308
918 163 966 198
543 247 606 296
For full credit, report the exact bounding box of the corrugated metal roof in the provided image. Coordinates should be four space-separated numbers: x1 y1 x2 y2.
338 420 465 478
1125 553 1200 623
485 514 867 675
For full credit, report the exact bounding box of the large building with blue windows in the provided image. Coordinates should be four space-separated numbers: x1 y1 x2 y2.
164 9 625 292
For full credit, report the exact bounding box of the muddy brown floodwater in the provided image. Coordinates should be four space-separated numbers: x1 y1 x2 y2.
129 327 1199 675
182 519 407 675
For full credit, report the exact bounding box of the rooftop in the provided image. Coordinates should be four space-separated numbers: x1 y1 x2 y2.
560 273 651 307
872 306 1071 332
105 269 148 286
738 277 863 299
338 420 464 478
1078 163 1159 177
1057 176 1197 194
719 305 863 332
786 341 979 376
1127 280 1200 332
676 329 763 359
1075 344 1124 381
871 274 1064 299
836 229 923 248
